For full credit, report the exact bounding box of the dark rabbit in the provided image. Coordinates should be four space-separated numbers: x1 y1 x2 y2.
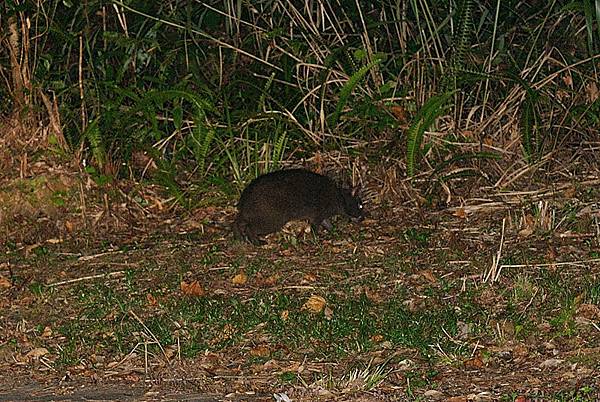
233 169 363 245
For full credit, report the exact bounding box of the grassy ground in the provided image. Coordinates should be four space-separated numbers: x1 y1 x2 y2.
2 1 598 399
1 158 600 401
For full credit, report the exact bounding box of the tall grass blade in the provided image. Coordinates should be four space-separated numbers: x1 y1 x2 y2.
582 0 600 55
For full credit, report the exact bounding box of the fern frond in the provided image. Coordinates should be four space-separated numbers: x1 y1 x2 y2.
190 124 215 175
82 119 106 168
521 89 540 163
258 72 275 112
148 89 213 110
445 0 475 92
453 0 475 71
453 66 506 83
329 57 383 127
406 92 454 177
270 131 288 170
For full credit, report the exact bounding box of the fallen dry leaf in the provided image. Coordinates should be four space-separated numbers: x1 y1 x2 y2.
180 280 205 297
41 327 52 338
250 345 270 357
0 276 11 289
258 273 280 287
563 185 577 199
146 293 158 306
26 347 49 359
423 389 444 398
539 358 563 369
232 271 248 285
513 343 529 359
518 227 534 238
577 303 600 320
163 345 177 360
303 295 326 313
324 306 333 320
586 81 599 103
389 105 407 124
421 270 437 283
453 208 467 219
464 356 484 369
446 396 467 402
370 334 384 342
280 310 289 320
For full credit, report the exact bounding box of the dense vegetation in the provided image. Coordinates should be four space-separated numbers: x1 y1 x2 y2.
1 0 599 190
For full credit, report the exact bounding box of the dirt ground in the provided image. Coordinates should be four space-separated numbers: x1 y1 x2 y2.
1 145 600 401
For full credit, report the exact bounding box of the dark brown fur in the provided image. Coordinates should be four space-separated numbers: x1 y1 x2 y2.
233 169 363 245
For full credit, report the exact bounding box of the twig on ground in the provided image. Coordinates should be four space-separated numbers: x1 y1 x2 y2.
48 271 125 287
78 250 124 261
500 258 600 270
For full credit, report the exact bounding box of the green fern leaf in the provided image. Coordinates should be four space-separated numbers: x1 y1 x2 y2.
453 0 475 71
190 124 215 175
82 119 106 168
406 92 454 177
258 72 276 112
521 90 540 163
271 131 288 170
329 57 383 127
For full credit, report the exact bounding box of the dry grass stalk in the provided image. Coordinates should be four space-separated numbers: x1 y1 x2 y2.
483 217 506 284
38 91 68 150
